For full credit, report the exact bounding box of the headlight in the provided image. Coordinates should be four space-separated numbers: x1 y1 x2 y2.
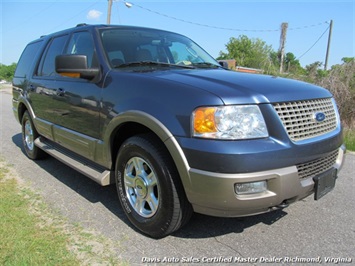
192 105 268 139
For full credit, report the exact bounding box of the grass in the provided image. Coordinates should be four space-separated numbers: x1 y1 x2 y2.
0 163 79 265
344 128 355 152
0 159 122 266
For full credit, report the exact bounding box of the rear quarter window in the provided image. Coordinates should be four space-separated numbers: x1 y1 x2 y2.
14 40 44 78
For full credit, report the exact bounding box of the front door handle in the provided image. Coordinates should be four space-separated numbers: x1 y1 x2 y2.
56 88 66 97
29 84 35 92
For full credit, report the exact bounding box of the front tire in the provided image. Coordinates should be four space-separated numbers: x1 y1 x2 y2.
115 134 192 238
21 111 46 160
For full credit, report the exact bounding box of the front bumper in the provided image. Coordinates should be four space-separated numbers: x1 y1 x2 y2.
186 145 345 217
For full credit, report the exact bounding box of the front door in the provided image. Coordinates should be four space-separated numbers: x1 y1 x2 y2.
51 31 102 159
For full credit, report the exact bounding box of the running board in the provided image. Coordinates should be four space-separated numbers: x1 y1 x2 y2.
34 137 112 186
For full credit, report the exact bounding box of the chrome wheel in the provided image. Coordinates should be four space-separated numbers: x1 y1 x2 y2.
21 111 46 160
116 134 192 238
24 120 34 151
124 157 159 218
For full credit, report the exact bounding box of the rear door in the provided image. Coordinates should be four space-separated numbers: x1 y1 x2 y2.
30 34 69 139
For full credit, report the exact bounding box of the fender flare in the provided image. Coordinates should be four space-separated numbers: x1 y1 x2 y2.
15 95 36 122
104 110 192 189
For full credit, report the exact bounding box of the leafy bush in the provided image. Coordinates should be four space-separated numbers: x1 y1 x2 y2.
316 59 355 129
344 129 355 151
0 63 17 81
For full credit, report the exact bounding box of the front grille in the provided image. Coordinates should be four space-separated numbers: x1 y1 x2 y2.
273 98 338 142
296 150 339 179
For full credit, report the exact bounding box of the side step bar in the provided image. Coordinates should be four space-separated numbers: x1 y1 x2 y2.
34 137 113 186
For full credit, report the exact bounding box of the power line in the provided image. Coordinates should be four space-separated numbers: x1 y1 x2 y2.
1 1 59 34
296 25 330 61
45 1 102 34
288 22 329 31
122 1 333 65
124 1 328 33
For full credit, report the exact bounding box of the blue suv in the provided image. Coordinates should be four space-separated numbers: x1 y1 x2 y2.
13 24 346 238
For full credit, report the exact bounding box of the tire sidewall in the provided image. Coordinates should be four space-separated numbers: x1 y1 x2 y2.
115 137 176 236
21 111 44 160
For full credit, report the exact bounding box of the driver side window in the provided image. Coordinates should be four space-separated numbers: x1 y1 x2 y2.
66 31 98 68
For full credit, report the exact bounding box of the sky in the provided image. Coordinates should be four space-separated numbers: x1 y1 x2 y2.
1 0 354 69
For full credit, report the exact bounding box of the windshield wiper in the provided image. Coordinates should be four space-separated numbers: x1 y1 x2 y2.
114 61 194 69
191 62 221 69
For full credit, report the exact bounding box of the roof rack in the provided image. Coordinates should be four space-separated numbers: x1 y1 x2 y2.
76 23 88 27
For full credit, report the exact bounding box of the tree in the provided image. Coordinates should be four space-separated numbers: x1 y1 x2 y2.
218 35 274 71
0 63 17 81
284 52 304 74
305 61 325 81
341 57 355 64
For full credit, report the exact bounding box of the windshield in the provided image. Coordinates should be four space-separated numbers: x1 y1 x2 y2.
100 28 220 69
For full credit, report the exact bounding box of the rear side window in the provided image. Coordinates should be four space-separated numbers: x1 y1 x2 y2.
14 40 43 78
37 35 68 77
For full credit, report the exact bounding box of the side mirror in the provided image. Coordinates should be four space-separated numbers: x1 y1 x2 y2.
55 55 99 80
218 60 229 69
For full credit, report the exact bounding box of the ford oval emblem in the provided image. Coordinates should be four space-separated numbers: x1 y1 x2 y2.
313 112 326 123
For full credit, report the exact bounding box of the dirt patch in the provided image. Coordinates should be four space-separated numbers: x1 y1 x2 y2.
0 84 12 94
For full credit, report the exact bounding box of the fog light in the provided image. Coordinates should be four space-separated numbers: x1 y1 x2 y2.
235 181 267 195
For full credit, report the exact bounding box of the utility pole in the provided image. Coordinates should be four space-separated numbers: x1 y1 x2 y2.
324 20 333 70
107 0 113 24
278 22 288 73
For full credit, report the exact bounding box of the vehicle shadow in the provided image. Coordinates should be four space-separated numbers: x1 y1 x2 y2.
174 210 287 239
12 133 131 225
12 133 288 239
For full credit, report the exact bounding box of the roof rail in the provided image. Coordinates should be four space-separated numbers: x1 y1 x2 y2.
76 23 87 27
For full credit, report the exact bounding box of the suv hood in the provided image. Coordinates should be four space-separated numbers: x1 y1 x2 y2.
153 69 332 105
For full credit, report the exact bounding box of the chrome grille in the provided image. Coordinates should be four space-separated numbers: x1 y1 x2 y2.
273 98 338 142
296 150 339 179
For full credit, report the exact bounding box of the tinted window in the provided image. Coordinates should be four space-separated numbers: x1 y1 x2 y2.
100 28 219 67
14 40 43 78
66 31 97 68
38 35 68 77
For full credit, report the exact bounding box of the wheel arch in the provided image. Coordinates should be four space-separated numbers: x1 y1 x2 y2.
17 101 28 122
106 111 192 190
16 96 36 124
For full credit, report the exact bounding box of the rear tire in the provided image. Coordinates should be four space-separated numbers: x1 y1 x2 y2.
21 111 46 160
115 134 192 238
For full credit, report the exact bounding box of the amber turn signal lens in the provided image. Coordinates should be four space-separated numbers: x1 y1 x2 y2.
59 72 80 78
193 107 217 134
